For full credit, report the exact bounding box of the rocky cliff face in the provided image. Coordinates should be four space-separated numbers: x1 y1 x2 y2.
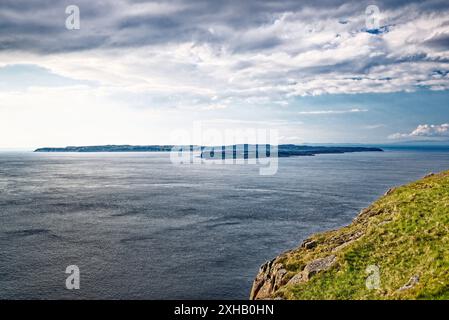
249 171 449 300
250 257 288 300
250 225 363 299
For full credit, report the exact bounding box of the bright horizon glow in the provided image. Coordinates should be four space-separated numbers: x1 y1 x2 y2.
1 1 449 148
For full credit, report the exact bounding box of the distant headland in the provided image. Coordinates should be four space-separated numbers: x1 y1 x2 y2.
34 144 383 157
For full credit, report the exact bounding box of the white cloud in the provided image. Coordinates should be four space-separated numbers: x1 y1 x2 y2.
298 108 368 115
202 119 303 126
1 1 449 106
364 124 385 129
122 1 187 16
201 104 227 111
1 1 449 147
389 123 449 139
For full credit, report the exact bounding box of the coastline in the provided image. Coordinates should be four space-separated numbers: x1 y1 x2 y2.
250 170 449 300
34 144 384 158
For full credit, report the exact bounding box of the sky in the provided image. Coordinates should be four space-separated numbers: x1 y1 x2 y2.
0 0 449 148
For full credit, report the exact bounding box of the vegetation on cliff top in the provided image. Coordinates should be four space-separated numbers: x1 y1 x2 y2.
252 170 449 300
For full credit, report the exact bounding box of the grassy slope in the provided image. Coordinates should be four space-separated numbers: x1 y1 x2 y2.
275 170 449 300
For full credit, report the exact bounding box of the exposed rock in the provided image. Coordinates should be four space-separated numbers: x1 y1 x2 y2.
332 239 355 252
384 187 396 196
349 230 364 241
286 272 307 286
304 255 336 278
301 239 318 250
274 268 287 288
424 172 435 178
249 170 449 300
357 207 371 217
286 255 337 288
354 207 381 222
354 207 386 223
398 275 420 291
329 229 365 250
378 219 392 226
250 259 287 300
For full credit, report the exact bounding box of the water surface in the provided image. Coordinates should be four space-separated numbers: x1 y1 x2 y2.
0 149 448 299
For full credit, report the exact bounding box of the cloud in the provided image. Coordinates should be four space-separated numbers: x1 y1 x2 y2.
0 0 449 108
0 64 91 89
201 104 227 111
389 123 449 139
298 108 368 115
364 124 385 129
279 136 304 142
203 119 303 126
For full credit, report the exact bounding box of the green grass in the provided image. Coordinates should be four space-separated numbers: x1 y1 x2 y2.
274 170 449 300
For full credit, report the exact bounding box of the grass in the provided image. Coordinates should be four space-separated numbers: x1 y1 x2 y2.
273 170 449 300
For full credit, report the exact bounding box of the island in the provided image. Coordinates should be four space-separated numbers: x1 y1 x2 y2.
34 144 383 158
34 145 175 152
250 170 449 300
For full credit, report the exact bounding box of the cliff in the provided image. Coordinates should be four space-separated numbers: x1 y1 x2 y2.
250 170 449 300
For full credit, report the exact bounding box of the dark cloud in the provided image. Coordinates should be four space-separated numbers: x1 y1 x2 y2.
1 0 448 53
1 0 448 97
424 33 449 50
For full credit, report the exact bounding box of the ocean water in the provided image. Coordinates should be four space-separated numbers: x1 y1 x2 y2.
0 149 448 299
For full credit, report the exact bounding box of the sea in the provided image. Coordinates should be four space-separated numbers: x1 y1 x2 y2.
0 147 448 299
